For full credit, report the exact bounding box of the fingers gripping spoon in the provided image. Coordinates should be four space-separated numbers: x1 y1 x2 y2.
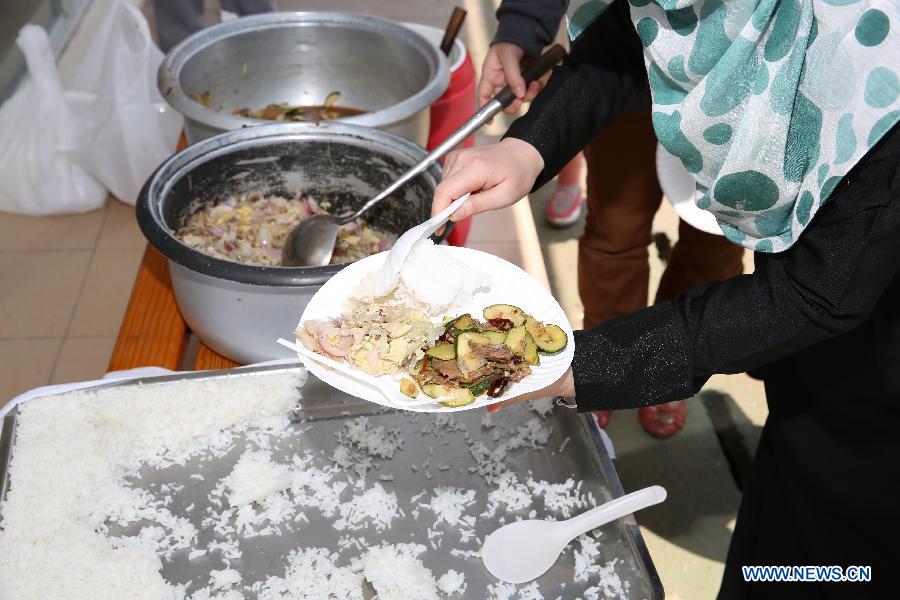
281 44 567 267
481 485 668 584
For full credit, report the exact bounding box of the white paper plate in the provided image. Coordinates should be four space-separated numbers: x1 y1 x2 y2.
294 246 575 412
655 143 723 236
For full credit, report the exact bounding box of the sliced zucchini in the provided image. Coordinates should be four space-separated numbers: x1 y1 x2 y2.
522 333 539 366
483 304 527 326
423 383 450 398
447 313 475 331
455 331 490 375
400 378 419 398
453 327 482 334
525 317 568 354
442 315 455 325
483 330 507 345
504 326 540 366
465 378 495 397
423 384 476 407
503 325 527 354
425 343 456 361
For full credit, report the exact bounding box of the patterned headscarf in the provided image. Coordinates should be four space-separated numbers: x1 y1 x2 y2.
566 0 899 251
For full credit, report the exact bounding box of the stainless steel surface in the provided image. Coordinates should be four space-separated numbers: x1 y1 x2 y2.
402 22 467 75
0 365 663 598
169 262 319 364
280 43 565 267
282 98 504 267
158 12 450 146
280 214 342 267
136 122 445 364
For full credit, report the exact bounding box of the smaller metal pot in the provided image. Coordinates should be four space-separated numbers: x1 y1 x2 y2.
158 12 450 145
137 123 445 364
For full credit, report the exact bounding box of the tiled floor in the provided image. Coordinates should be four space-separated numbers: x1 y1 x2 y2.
0 198 145 400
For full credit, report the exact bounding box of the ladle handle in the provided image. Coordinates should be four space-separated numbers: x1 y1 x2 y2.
341 44 568 225
494 43 567 108
560 485 667 542
440 7 467 56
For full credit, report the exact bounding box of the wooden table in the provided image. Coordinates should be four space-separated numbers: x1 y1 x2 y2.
107 245 240 372
108 133 240 373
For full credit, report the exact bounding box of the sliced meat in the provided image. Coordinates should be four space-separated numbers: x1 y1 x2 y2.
475 344 517 363
464 364 495 383
506 365 532 382
430 358 464 381
427 359 494 385
418 371 453 386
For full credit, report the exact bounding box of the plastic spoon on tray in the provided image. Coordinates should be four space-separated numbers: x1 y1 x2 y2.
281 43 567 267
277 338 445 408
481 485 668 584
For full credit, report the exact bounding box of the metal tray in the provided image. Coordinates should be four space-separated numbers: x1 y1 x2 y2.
0 365 663 599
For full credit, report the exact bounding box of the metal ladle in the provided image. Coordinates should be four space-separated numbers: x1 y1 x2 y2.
281 44 567 267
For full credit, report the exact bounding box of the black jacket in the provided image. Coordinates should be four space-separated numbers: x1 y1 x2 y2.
492 0 567 58
503 0 900 412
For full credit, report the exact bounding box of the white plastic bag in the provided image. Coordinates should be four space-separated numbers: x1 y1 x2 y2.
67 1 182 205
0 26 107 215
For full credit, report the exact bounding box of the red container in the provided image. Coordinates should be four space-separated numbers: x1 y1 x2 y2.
427 48 477 247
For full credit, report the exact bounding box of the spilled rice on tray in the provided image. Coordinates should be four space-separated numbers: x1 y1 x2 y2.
0 373 629 599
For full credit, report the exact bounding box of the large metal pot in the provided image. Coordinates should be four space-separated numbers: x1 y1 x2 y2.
137 123 445 364
159 12 449 146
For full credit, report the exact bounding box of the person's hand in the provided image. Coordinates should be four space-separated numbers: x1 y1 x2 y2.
432 138 544 229
478 43 546 114
486 368 575 413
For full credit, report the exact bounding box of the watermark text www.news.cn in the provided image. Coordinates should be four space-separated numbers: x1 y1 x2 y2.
742 565 872 583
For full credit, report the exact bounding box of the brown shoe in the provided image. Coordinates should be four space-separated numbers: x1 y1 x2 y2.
638 401 686 439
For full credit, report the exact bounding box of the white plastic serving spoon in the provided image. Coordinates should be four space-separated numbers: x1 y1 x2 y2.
276 338 442 408
372 192 470 297
481 485 668 584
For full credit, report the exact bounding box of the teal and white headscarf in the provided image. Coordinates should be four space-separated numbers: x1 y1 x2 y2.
566 0 899 251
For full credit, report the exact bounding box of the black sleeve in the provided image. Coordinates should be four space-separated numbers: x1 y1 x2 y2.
493 0 567 58
503 0 647 189
570 126 900 411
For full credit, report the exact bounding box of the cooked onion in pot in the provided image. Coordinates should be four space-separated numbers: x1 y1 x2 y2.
175 192 396 267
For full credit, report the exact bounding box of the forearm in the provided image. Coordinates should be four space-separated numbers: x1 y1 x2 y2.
570 271 839 409
503 0 646 189
571 131 900 411
493 0 566 58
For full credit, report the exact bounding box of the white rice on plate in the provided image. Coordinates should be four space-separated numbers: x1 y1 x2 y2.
356 239 490 317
